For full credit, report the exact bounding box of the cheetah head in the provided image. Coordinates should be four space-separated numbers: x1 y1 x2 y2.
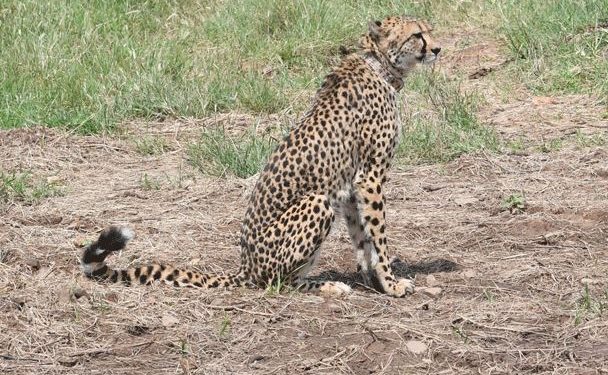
362 15 441 73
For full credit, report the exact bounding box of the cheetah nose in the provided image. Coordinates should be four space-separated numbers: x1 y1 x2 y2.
431 47 441 55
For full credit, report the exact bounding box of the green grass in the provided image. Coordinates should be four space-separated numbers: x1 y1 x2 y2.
501 192 526 214
0 171 63 205
139 173 161 191
505 131 607 155
498 0 608 97
0 0 439 133
505 137 527 154
265 274 295 296
187 127 277 178
218 315 231 338
398 71 499 164
2 0 606 173
574 284 607 325
0 0 528 134
134 136 170 156
538 138 564 153
575 130 607 148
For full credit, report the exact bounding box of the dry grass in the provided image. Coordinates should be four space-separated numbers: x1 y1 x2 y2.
1 115 607 374
2 25 608 375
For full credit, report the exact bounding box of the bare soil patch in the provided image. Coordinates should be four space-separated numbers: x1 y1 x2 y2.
2 33 607 375
1 115 607 374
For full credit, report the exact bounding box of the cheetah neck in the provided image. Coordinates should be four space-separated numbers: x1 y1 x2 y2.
362 52 404 91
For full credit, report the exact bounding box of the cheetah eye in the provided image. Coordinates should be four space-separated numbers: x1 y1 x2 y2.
413 32 423 38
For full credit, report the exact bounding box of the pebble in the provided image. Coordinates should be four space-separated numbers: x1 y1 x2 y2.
25 258 41 270
462 269 477 279
161 314 180 327
425 274 438 287
71 287 88 300
406 340 428 354
420 287 443 298
580 278 601 285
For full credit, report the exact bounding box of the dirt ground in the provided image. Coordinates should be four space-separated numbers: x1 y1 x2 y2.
2 34 608 374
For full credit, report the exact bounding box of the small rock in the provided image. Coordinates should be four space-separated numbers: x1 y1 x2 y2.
425 274 438 287
462 269 477 279
189 257 201 266
126 325 150 336
421 184 445 192
25 258 41 270
162 314 180 327
11 296 26 310
406 340 428 355
532 96 558 105
301 359 317 371
596 168 608 178
58 289 70 304
538 231 563 245
145 295 157 304
209 298 225 306
262 65 274 77
420 287 443 298
581 278 601 285
46 175 63 184
58 287 88 303
67 219 80 229
34 266 50 278
71 287 88 300
303 295 325 304
248 355 265 364
57 357 77 367
454 196 478 207
43 215 63 225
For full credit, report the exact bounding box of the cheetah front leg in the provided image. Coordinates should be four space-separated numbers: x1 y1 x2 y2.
342 195 374 286
353 177 414 297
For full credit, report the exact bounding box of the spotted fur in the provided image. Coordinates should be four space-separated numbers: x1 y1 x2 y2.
81 16 441 297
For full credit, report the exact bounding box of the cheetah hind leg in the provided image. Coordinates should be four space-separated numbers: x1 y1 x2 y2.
264 194 352 297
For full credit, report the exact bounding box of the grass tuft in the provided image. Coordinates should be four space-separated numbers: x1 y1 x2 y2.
575 130 607 148
1 0 491 133
498 0 608 96
574 284 607 325
218 316 231 338
0 171 63 205
398 71 499 164
265 274 293 296
134 136 170 156
501 192 526 214
139 173 161 191
187 128 277 178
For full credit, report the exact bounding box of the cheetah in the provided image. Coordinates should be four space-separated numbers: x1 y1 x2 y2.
81 16 441 297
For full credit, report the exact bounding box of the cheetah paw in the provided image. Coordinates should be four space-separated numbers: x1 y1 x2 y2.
320 281 352 297
387 278 415 297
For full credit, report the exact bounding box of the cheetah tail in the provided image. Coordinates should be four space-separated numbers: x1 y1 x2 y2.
80 226 246 288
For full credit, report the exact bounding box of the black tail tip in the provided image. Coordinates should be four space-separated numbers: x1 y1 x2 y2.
97 226 134 252
82 226 134 266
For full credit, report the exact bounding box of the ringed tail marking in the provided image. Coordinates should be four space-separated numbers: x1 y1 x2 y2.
80 226 245 289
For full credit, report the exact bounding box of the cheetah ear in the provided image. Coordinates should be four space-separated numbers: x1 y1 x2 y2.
368 20 382 42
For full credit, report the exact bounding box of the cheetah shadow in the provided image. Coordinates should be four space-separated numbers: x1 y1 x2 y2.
314 258 460 287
